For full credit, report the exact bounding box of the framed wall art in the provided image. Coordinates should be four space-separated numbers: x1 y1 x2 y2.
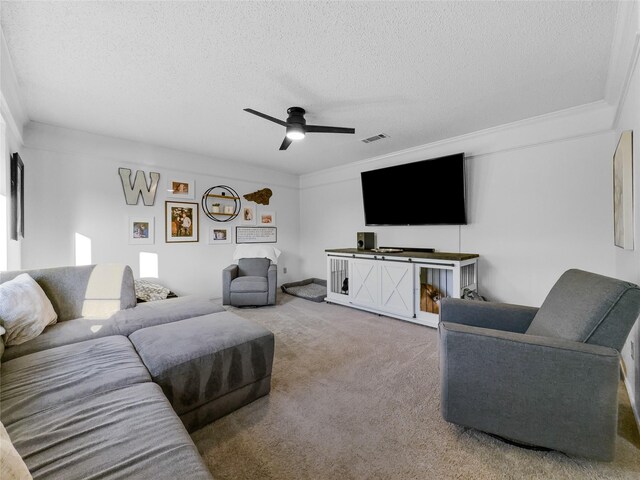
240 205 256 225
613 130 634 250
236 226 277 244
259 210 276 226
208 226 232 245
10 152 24 240
118 168 160 205
165 201 199 243
167 177 195 200
128 217 154 245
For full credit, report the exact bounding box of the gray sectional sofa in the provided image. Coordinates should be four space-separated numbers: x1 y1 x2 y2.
0 264 275 479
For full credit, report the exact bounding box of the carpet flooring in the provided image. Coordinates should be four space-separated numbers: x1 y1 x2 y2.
192 294 640 479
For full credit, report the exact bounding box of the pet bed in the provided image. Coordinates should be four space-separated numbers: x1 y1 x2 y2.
281 278 327 302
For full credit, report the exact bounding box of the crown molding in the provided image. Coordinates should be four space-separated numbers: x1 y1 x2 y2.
300 100 614 189
604 0 638 105
302 3 640 189
0 91 24 145
24 121 299 190
0 26 27 143
612 31 640 129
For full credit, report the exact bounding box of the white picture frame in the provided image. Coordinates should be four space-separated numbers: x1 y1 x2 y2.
236 226 277 244
208 226 232 245
240 205 256 225
167 178 195 200
614 130 634 250
165 201 199 243
259 210 276 226
128 216 154 245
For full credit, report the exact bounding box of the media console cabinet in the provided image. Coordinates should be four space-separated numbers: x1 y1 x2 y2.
325 248 479 328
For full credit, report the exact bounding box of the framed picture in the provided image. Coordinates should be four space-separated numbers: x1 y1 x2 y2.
128 217 154 245
236 226 277 244
240 205 256 225
167 178 195 200
208 226 232 245
10 152 24 240
259 210 276 226
165 201 199 243
613 130 634 250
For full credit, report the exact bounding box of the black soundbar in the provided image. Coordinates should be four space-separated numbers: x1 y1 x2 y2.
378 246 435 253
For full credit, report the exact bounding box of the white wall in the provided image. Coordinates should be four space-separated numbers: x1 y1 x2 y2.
300 102 617 306
22 123 300 297
612 3 640 425
299 5 640 423
1 25 26 271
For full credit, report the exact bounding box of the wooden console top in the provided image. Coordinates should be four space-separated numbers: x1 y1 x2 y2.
325 248 479 262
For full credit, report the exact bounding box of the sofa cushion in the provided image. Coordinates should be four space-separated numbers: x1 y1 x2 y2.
526 269 640 350
2 295 226 361
6 383 212 480
230 291 269 307
129 312 274 425
0 274 57 346
230 276 268 293
237 257 270 277
0 420 32 480
0 265 136 323
1 336 150 426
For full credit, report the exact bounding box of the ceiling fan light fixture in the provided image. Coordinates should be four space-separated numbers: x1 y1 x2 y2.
244 106 354 150
286 125 305 140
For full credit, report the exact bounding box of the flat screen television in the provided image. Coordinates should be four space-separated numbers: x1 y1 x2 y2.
361 153 466 226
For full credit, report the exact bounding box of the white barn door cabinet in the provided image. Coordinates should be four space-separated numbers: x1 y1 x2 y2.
326 249 479 328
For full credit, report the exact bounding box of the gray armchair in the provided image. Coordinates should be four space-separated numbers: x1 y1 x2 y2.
222 257 277 307
439 269 640 461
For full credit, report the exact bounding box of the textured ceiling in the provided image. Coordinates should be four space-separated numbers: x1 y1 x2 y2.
1 1 618 175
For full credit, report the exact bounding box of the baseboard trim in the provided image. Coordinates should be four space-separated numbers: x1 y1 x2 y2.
622 365 640 434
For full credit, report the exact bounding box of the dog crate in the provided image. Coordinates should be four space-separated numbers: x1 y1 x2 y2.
414 260 478 325
326 256 350 300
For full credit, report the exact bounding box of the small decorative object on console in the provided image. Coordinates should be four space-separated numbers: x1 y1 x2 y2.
357 231 375 250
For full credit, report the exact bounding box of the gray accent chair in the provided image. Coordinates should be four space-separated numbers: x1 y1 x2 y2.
222 257 277 306
439 269 640 461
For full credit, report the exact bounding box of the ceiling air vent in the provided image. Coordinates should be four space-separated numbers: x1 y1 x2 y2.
361 133 390 144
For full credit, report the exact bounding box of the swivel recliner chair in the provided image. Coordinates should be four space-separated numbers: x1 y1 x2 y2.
222 257 276 307
439 269 640 461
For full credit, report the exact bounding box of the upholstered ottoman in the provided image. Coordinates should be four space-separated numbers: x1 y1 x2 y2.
129 312 274 432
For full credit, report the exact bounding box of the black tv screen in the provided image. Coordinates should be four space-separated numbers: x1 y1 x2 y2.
361 153 466 226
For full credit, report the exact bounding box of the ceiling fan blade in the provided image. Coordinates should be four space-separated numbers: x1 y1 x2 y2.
244 108 287 126
305 125 355 134
279 137 293 150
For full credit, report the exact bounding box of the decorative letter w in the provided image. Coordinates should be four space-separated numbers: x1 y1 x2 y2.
118 168 160 206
